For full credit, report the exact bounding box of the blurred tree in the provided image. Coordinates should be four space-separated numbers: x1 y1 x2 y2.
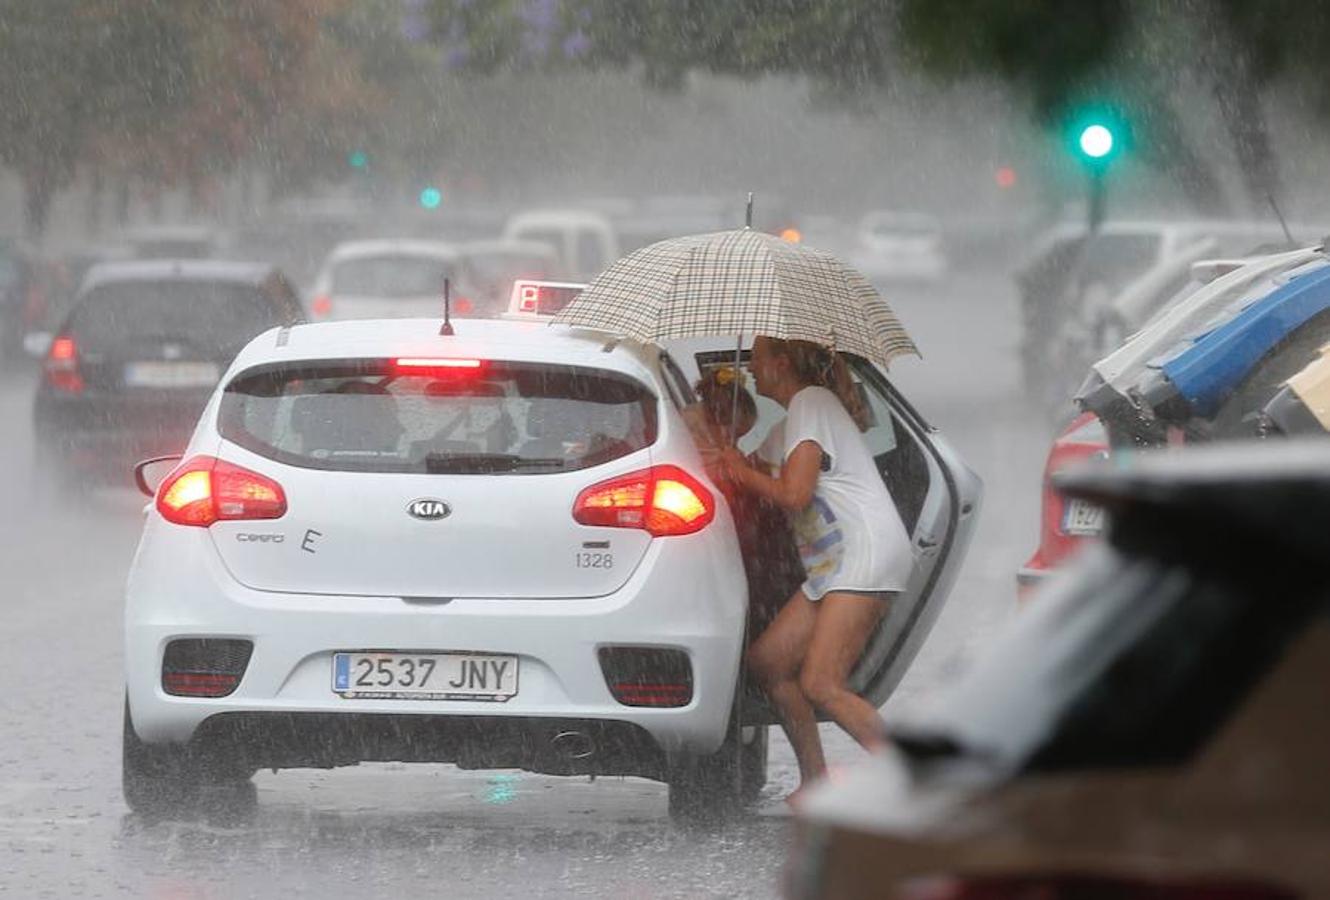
425 0 1330 215
0 0 189 238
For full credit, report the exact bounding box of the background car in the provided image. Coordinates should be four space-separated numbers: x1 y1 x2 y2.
121 224 223 260
0 237 47 364
790 439 1330 900
31 260 304 489
501 208 620 281
1016 219 1304 413
122 316 981 825
1015 411 1108 599
850 210 947 283
307 239 470 321
456 239 560 315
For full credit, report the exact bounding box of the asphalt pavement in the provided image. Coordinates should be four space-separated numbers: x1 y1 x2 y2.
0 269 1052 899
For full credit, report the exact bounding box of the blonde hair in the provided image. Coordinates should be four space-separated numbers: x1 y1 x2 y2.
765 338 869 431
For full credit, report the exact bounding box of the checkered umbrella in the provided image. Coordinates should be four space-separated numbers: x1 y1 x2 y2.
551 229 918 366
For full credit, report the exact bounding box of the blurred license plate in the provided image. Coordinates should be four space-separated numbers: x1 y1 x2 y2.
332 652 518 701
124 361 219 388
1062 498 1105 536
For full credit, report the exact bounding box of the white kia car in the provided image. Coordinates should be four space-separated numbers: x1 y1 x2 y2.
123 314 981 822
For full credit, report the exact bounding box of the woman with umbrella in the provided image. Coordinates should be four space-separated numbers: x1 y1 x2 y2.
554 225 919 805
717 336 913 805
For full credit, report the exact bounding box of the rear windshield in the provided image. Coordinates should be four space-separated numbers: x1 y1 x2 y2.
69 280 284 353
219 359 658 474
331 255 456 298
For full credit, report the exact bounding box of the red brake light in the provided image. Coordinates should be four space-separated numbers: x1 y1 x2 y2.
454 296 474 315
391 357 486 379
900 874 1296 900
44 334 84 393
310 294 333 317
573 465 714 537
156 456 286 527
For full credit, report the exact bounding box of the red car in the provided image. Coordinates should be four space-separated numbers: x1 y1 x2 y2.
1017 412 1109 599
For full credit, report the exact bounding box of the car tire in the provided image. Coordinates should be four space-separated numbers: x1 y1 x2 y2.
122 701 202 817
667 714 761 826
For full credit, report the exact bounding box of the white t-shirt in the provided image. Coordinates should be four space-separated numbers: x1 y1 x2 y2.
773 386 914 599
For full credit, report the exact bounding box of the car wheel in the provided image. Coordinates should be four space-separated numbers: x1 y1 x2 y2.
667 714 755 826
122 701 201 817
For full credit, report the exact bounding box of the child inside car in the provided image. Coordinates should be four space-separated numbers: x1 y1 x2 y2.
694 367 804 641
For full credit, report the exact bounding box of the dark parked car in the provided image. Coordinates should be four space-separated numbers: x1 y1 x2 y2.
789 440 1330 899
32 261 304 488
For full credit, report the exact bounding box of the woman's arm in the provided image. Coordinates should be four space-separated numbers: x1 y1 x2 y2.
723 440 821 511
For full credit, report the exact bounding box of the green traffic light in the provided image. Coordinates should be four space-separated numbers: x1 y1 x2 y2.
419 187 442 210
1078 124 1114 160
348 150 368 170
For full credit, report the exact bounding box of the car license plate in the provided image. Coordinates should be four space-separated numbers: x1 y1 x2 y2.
332 652 518 701
1062 498 1105 536
123 361 219 388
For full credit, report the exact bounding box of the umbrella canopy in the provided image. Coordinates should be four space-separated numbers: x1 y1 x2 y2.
551 229 918 366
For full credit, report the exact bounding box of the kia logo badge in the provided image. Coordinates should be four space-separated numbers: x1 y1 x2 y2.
407 498 451 521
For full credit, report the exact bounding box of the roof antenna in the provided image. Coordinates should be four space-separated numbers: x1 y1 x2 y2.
439 277 454 336
1266 190 1296 247
745 192 754 229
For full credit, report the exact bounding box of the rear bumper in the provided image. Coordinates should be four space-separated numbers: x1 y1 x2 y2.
124 514 748 766
181 712 669 778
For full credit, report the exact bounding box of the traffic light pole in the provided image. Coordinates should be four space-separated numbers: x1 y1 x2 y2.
1087 167 1107 234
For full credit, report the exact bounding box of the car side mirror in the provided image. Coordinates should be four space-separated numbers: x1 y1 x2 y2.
134 455 182 498
23 331 52 359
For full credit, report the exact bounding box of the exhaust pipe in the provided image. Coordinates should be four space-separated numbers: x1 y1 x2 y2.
550 730 596 760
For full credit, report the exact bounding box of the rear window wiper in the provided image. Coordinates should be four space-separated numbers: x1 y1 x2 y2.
423 453 566 474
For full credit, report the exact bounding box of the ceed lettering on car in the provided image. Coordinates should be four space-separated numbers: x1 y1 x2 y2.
236 533 284 544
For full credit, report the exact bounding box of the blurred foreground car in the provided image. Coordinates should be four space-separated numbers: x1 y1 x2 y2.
1074 244 1324 444
308 240 470 321
1261 343 1330 437
31 261 303 487
121 316 980 823
790 440 1330 900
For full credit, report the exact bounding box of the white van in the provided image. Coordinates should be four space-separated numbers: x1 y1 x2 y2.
501 209 620 281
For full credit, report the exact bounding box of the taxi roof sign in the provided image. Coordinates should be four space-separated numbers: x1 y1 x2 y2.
506 279 587 318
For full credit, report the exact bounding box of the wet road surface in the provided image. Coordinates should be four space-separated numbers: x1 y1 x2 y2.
0 270 1052 899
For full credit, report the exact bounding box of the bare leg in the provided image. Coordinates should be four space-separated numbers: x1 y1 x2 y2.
745 591 825 789
798 592 892 752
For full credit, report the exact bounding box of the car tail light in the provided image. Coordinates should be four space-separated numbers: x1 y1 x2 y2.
454 296 474 315
573 465 714 537
391 357 486 379
156 456 286 527
161 638 252 698
310 293 333 317
44 334 84 393
598 647 693 707
899 874 1296 900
